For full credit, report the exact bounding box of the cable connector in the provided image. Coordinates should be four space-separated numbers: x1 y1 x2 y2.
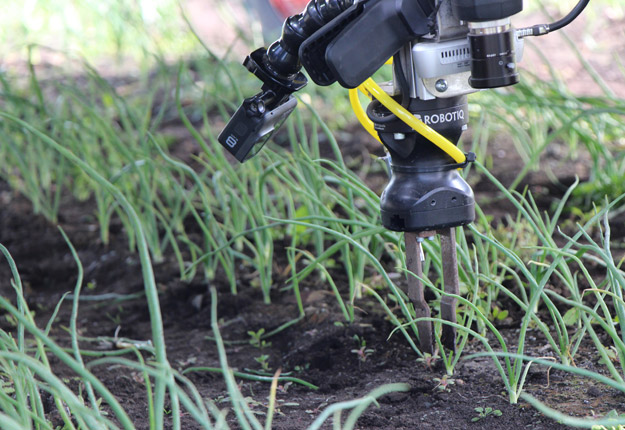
516 0 589 39
517 24 549 38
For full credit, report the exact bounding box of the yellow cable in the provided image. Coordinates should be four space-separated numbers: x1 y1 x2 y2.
360 78 467 164
349 88 382 144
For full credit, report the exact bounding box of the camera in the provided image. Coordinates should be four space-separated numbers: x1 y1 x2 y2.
218 94 297 162
451 0 523 89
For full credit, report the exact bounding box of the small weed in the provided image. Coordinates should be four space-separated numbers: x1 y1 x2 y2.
106 307 124 325
254 354 272 372
432 375 462 392
598 346 620 365
0 373 15 395
593 425 625 430
294 363 310 373
277 382 293 394
248 328 271 349
351 335 374 363
416 352 438 371
591 410 625 430
5 310 35 327
490 305 509 322
472 406 503 422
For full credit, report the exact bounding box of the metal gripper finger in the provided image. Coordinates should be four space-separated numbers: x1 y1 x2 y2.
439 228 460 352
405 232 433 355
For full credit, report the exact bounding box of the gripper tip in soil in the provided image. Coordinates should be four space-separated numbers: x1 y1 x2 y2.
404 228 461 354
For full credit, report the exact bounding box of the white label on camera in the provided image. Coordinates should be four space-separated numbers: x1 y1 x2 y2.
225 135 238 148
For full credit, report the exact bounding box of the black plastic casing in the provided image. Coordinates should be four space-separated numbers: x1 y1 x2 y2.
451 0 522 21
369 97 475 232
468 29 519 88
218 96 297 162
299 1 364 86
217 48 307 163
380 169 475 232
450 1 523 89
318 0 434 88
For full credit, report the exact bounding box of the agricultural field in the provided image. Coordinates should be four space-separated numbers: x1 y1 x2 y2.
0 0 624 429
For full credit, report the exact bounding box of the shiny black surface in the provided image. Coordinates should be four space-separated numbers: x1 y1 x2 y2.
468 30 519 89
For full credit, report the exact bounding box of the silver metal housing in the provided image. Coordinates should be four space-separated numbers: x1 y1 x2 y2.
411 35 525 100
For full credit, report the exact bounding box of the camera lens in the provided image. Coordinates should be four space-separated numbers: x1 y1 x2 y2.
467 19 519 89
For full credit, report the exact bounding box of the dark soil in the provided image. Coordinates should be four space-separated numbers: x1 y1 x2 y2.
0 123 621 430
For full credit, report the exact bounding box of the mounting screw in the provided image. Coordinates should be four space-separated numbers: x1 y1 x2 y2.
435 79 448 93
393 133 406 140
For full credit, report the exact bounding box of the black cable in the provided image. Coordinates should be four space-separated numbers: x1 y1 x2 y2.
393 53 410 108
548 0 590 32
427 0 444 34
366 100 397 124
519 0 590 37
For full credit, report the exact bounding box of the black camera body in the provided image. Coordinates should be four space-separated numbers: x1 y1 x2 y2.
452 0 524 89
218 95 297 162
451 0 522 21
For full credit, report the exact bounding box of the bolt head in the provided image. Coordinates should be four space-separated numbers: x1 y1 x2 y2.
435 79 448 92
